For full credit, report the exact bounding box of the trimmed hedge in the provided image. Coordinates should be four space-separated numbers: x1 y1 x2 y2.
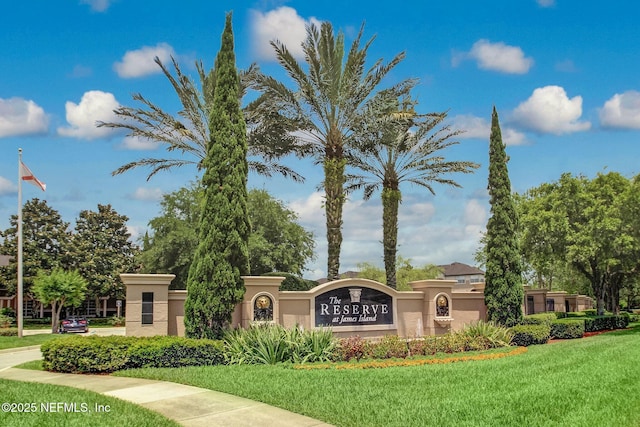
521 313 557 327
41 335 225 373
510 324 551 346
0 328 18 337
550 320 585 339
584 315 629 332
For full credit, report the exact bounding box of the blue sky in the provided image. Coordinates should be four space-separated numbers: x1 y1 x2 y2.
1 0 639 279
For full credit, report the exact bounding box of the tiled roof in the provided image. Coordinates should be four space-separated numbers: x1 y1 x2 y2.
438 262 484 277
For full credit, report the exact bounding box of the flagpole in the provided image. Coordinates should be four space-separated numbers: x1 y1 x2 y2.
17 148 23 338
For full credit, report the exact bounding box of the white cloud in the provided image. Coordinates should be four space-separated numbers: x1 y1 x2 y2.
80 0 111 12
511 85 591 134
130 187 163 201
599 90 640 130
121 136 159 150
250 7 321 61
113 42 175 78
455 39 534 74
57 90 121 139
0 176 17 196
464 199 487 227
451 114 526 146
0 97 49 138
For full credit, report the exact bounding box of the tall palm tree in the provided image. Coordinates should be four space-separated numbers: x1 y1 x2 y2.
248 22 408 280
97 57 303 182
349 95 479 289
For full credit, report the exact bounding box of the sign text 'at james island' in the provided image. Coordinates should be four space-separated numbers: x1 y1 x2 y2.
314 287 393 327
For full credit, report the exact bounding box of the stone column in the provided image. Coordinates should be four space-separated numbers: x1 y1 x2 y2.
409 279 455 335
120 273 175 337
240 276 285 328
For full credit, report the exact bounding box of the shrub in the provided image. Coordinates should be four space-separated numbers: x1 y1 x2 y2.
0 327 18 336
459 321 514 350
521 313 556 327
262 272 319 291
223 323 337 364
335 336 368 361
41 335 225 373
407 338 427 357
554 312 568 319
584 315 629 332
583 309 597 316
437 332 467 354
366 335 408 359
109 316 126 326
566 311 586 318
1 307 16 319
550 320 585 339
510 324 551 346
0 314 13 328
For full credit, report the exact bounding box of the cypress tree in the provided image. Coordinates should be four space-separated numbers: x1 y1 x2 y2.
484 107 523 326
184 12 250 339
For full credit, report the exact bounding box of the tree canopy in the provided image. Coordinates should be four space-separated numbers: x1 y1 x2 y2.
32 268 87 332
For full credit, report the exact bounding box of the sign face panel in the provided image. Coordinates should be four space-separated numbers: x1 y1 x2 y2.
315 286 393 327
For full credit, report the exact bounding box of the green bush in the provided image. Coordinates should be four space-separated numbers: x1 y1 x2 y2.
0 314 13 328
41 335 225 373
583 309 597 316
459 321 514 350
510 324 551 346
262 272 319 291
554 312 568 319
366 335 408 359
0 328 18 336
566 311 586 318
223 323 336 364
550 320 585 339
521 313 557 327
109 316 126 326
584 315 629 332
1 307 16 319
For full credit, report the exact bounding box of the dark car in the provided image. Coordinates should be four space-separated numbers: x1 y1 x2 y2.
59 316 89 333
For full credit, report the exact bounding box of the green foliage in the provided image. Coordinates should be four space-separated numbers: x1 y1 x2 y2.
41 335 225 373
583 309 597 316
509 324 551 346
356 256 442 290
247 189 315 276
223 324 336 364
335 336 368 361
1 307 16 319
584 315 629 332
109 316 126 326
350 96 478 289
550 320 585 339
0 198 71 297
521 313 557 327
250 21 405 280
458 321 515 350
71 204 137 300
262 272 318 291
32 268 87 332
484 107 524 327
366 335 409 359
140 184 315 289
0 328 17 336
185 13 249 339
0 314 13 328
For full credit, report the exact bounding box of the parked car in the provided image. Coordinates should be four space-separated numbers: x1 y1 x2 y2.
58 316 89 333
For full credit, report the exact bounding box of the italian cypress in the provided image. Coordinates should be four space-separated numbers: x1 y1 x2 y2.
184 12 250 339
484 107 523 326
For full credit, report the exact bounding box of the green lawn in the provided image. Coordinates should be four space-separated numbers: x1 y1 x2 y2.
0 379 179 427
0 334 66 350
116 325 640 427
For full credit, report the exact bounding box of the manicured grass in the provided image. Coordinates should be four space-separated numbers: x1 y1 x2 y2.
117 326 640 427
0 379 179 427
0 334 66 350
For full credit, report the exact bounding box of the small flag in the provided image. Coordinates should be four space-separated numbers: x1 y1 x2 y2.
20 162 46 191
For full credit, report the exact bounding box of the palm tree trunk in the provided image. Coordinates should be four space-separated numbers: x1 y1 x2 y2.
382 188 401 289
324 157 346 281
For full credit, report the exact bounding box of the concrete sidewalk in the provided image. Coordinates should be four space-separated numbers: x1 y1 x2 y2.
0 347 333 427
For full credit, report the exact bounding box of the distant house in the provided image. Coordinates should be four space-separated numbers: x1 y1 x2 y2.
438 262 485 289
